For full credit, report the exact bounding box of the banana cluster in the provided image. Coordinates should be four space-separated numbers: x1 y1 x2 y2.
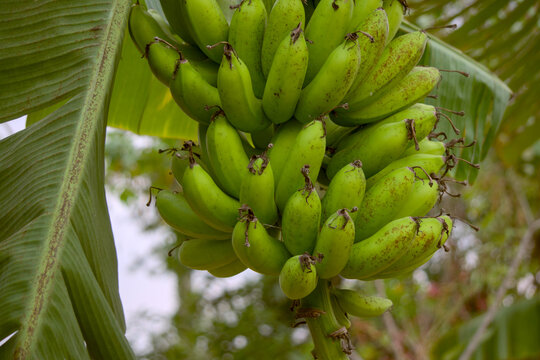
131 0 473 351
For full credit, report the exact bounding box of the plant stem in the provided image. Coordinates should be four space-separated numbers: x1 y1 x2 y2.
301 280 351 360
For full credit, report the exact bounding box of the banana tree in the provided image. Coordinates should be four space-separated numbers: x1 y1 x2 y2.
0 0 512 358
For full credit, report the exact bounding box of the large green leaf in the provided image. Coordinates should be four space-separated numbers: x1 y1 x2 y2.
401 22 512 182
432 296 540 360
0 0 134 358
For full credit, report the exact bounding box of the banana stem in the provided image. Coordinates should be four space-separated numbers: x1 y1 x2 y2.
301 280 351 360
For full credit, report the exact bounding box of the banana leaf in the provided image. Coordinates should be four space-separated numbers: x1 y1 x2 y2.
0 0 135 358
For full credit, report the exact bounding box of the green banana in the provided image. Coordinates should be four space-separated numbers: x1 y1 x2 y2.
376 215 452 278
401 138 446 157
353 167 416 241
167 141 209 185
182 161 241 232
206 111 250 198
267 119 304 184
346 8 389 98
341 216 417 279
383 0 406 44
348 0 383 32
341 31 427 112
169 57 221 124
294 35 361 123
208 259 247 278
281 168 321 255
184 0 229 63
321 160 366 223
144 39 180 86
261 0 305 77
313 209 355 279
339 66 441 124
279 254 318 299
229 0 267 98
330 293 352 329
262 23 309 124
190 59 219 87
328 103 438 178
159 0 197 45
155 190 231 239
232 207 290 276
239 154 279 225
129 4 179 54
303 0 354 84
217 44 271 132
275 120 326 211
178 239 238 270
331 289 393 317
263 0 278 11
366 153 445 188
393 179 439 218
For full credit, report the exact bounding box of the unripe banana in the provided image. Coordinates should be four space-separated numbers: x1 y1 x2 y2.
366 153 445 188
232 208 290 275
206 111 250 198
167 141 210 182
261 0 305 77
182 161 241 232
375 215 452 278
393 179 439 218
354 167 416 241
239 154 279 225
184 0 229 63
294 35 361 123
282 170 321 255
331 288 393 317
328 103 438 178
341 216 417 279
339 66 441 124
169 57 221 124
346 8 389 97
341 31 427 112
279 254 318 299
321 160 366 223
303 0 354 84
330 293 352 328
178 239 238 270
383 0 405 44
208 259 247 278
275 120 326 211
263 24 309 124
155 190 231 239
229 0 267 98
144 40 180 86
348 0 383 32
268 119 304 184
313 209 355 279
217 44 271 132
190 59 219 87
159 0 197 45
401 138 446 157
129 4 179 54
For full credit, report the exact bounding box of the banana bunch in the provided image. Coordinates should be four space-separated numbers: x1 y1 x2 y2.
132 0 477 357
